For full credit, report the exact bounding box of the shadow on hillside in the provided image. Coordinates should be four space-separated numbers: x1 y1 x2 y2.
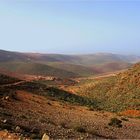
10 81 99 108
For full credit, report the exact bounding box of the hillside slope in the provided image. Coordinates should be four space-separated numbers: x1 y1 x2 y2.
93 62 131 73
45 61 131 76
46 62 100 76
68 63 140 112
0 49 135 78
0 74 140 139
0 74 21 85
0 62 78 78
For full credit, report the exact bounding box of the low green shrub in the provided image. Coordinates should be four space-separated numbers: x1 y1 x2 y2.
108 118 122 128
74 126 86 133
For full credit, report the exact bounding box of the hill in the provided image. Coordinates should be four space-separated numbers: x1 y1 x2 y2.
0 50 140 65
0 73 21 85
0 62 78 78
0 50 59 62
0 73 140 139
45 61 131 76
46 62 100 76
67 63 140 112
0 49 136 78
92 61 131 73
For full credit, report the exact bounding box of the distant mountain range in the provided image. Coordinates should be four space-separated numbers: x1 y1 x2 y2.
0 49 140 77
0 49 140 64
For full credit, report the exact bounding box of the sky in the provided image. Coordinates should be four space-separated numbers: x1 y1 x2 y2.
0 0 140 54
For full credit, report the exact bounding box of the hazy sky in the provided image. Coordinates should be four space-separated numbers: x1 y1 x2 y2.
0 0 140 54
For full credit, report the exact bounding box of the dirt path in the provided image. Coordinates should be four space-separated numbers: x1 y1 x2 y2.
0 81 26 88
75 69 126 81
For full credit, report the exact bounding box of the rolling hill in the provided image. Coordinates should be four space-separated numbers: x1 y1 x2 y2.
67 63 140 112
0 49 138 78
0 62 78 78
92 61 131 73
0 73 140 139
0 49 140 65
46 62 100 76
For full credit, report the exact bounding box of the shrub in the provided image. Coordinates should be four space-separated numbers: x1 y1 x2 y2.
60 122 67 129
108 118 122 128
88 107 94 111
0 123 12 130
121 117 129 121
74 126 86 133
30 133 41 139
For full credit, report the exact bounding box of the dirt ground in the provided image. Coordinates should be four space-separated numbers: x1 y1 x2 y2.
0 90 140 139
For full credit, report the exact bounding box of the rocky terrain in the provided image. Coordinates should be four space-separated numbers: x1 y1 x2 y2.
0 51 140 139
0 64 140 139
67 63 140 113
0 90 140 139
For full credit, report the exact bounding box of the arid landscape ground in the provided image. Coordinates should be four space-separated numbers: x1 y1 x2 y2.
0 50 140 139
1 0 140 139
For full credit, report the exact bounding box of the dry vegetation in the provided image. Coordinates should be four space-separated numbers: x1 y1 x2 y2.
0 63 140 139
0 89 140 139
67 63 140 113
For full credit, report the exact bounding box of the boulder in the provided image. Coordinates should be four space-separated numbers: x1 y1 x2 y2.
41 133 49 140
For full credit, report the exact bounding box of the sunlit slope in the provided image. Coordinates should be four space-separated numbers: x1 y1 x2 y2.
69 63 140 112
